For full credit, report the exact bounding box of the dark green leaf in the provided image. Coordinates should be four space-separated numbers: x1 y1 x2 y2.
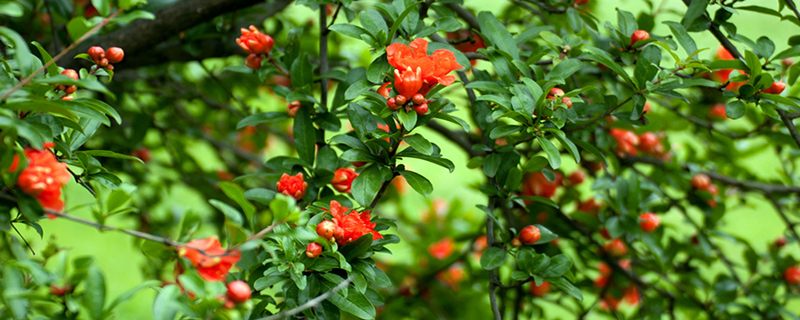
400 170 432 197
481 247 507 270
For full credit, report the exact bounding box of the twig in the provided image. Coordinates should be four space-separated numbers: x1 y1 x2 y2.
777 109 800 149
486 195 502 320
444 3 481 30
10 223 35 255
619 155 800 195
45 209 183 247
257 276 353 320
0 10 121 101
767 193 800 248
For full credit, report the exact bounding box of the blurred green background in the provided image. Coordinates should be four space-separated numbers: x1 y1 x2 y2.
16 0 800 318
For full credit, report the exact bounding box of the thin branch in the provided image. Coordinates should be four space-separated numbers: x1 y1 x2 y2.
10 223 35 255
619 155 800 195
0 10 121 101
767 193 800 248
319 7 329 110
777 109 800 149
258 276 353 320
444 3 481 30
45 209 183 247
486 196 502 320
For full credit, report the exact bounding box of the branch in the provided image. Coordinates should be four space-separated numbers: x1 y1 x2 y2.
61 0 293 70
776 109 800 149
258 276 353 320
45 208 183 247
767 193 800 249
427 120 481 157
444 3 481 30
1 10 121 101
619 155 800 195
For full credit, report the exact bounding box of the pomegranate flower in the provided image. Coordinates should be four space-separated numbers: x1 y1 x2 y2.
324 200 382 245
393 67 423 98
428 238 454 260
177 236 241 282
277 173 307 200
331 168 358 193
236 25 274 55
386 38 465 95
9 142 70 217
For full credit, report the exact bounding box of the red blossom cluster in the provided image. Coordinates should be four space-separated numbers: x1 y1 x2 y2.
610 128 668 159
446 30 486 66
546 87 572 108
383 38 464 115
594 260 640 310
276 173 307 200
690 173 720 207
520 171 562 199
330 168 358 193
177 236 241 282
236 25 275 69
9 142 70 217
316 200 382 246
428 237 454 260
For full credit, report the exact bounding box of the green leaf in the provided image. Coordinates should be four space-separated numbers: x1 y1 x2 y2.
345 80 370 100
219 182 256 221
478 12 519 59
152 285 181 320
0 27 35 78
465 81 508 93
403 134 433 155
294 106 317 166
744 50 761 78
34 75 115 97
726 100 746 119
83 265 106 320
489 125 521 139
537 136 561 169
2 266 28 319
534 224 558 244
400 170 432 197
321 279 376 319
388 1 422 41
682 0 707 30
291 53 314 88
481 247 507 270
106 280 160 313
549 277 583 301
545 58 583 81
77 150 145 164
663 21 697 57
544 128 580 164
583 47 635 87
541 254 572 278
66 17 92 42
329 24 370 40
350 165 385 207
31 41 59 77
209 199 244 226
237 112 289 129
396 109 417 131
359 9 388 42
569 137 608 165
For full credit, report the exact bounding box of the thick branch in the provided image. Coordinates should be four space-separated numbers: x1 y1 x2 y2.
62 0 293 70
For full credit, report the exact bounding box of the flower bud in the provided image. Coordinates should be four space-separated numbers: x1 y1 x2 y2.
61 69 79 80
226 281 251 303
245 54 263 69
395 95 407 106
88 46 105 63
306 242 322 258
412 93 426 105
316 220 337 240
413 103 428 115
106 47 124 63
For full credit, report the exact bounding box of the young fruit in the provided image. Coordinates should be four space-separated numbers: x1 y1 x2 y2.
412 93 426 105
519 225 541 244
690 174 711 190
287 100 301 118
604 239 627 257
775 237 787 248
784 266 800 286
568 171 585 186
106 47 124 63
530 281 550 297
510 238 522 247
629 30 650 47
412 103 428 115
306 242 322 258
763 80 786 94
638 212 660 233
226 280 251 303
61 69 79 80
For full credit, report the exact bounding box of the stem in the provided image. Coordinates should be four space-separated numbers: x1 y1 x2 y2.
0 10 122 101
768 193 800 248
10 223 35 255
486 195 502 320
319 7 329 110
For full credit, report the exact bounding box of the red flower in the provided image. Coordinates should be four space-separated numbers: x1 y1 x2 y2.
325 200 382 245
331 168 358 193
276 173 307 200
393 67 423 98
436 264 465 289
521 171 562 199
10 143 70 217
428 238 454 260
236 25 274 55
177 236 241 282
386 38 465 95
